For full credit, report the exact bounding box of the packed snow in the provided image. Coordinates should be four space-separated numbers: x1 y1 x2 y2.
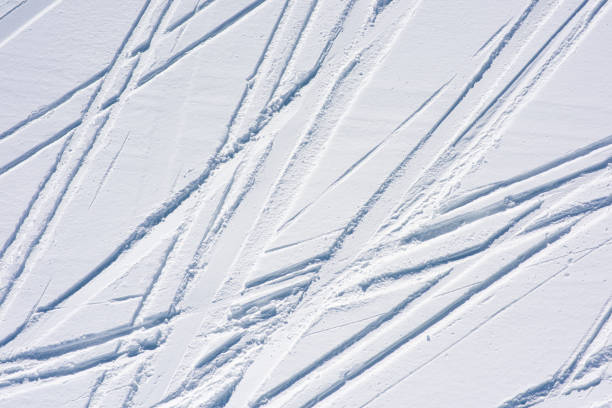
0 0 611 407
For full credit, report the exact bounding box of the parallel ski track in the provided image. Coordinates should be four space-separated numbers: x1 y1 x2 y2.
0 0 610 407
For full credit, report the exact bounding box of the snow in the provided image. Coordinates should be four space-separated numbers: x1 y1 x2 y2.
0 0 611 407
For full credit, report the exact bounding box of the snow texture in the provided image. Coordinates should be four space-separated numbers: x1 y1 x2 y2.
0 0 611 407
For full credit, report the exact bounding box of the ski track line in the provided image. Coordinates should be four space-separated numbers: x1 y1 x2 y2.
262 0 320 107
7 171 234 389
574 345 612 381
473 17 511 57
0 0 63 50
0 0 27 22
360 212 612 407
277 77 451 233
166 0 217 33
137 0 268 86
218 9 401 385
130 2 412 404
0 0 223 141
184 0 374 307
227 1 463 405
115 140 274 406
251 271 450 407
0 0 199 195
88 131 131 209
0 311 169 365
442 134 612 213
0 112 109 313
387 0 558 229
438 0 611 215
267 0 426 258
499 296 612 408
451 0 608 149
0 120 81 178
358 202 541 291
295 221 578 408
83 172 243 405
216 0 293 158
264 228 343 254
2 0 611 406
16 0 180 313
243 57 608 402
388 0 604 232
93 0 292 321
0 134 71 261
0 68 107 141
23 0 290 356
39 0 362 321
0 0 178 353
134 16 432 376
245 0 290 82
0 0 255 141
394 151 612 248
0 0 155 274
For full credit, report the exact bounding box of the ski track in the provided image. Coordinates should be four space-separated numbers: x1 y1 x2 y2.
0 0 611 407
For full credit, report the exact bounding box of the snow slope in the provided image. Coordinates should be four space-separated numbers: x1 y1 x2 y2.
0 0 611 406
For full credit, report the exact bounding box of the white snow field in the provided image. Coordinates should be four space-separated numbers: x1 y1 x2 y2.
0 0 611 406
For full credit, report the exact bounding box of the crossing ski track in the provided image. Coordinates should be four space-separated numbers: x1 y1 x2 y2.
0 0 611 407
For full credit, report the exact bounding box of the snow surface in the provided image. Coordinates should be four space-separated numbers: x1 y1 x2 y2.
0 0 611 407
